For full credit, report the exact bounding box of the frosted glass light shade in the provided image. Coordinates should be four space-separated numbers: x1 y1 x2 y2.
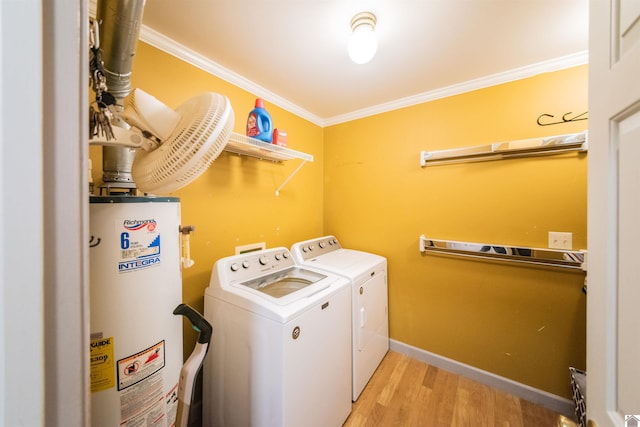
348 12 377 64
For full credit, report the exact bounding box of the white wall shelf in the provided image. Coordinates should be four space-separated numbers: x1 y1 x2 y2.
225 132 313 163
420 131 587 166
224 132 314 196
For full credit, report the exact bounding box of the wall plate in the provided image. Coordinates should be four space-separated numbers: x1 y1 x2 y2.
548 232 572 250
235 242 266 255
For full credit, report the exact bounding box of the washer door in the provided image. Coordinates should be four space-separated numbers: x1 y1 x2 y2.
283 285 352 427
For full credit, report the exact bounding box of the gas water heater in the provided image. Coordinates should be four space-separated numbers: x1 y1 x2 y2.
89 196 183 427
88 1 233 423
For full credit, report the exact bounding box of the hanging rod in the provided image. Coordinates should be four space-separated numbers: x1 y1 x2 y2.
419 235 587 272
420 131 587 166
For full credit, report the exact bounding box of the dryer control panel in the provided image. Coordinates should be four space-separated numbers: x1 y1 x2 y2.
291 235 342 261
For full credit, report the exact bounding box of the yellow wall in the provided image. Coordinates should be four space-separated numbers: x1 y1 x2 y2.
323 65 588 398
90 41 587 399
90 42 325 350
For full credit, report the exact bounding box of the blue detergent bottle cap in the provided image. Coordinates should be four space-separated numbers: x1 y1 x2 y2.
246 98 273 143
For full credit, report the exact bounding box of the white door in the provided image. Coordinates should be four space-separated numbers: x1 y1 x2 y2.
588 0 640 425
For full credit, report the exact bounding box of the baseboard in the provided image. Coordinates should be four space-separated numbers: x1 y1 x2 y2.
389 339 574 417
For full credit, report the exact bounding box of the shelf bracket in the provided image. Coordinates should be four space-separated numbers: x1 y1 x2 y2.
223 132 314 196
276 159 308 196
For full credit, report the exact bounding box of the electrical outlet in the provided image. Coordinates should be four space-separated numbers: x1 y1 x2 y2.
548 232 572 250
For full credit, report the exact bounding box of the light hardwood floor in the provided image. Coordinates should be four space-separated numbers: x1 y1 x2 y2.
343 350 563 427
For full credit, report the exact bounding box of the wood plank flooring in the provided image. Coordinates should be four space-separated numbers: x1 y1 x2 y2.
343 351 563 427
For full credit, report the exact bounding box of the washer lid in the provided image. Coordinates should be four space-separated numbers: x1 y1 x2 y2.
239 266 327 299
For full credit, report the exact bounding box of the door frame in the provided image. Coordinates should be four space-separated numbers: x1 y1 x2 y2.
1 1 89 425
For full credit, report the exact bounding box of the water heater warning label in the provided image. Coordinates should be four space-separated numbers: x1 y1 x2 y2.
90 336 115 392
117 341 166 391
117 218 161 273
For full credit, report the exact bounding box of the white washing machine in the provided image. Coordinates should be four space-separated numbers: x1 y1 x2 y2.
203 247 352 427
291 236 389 401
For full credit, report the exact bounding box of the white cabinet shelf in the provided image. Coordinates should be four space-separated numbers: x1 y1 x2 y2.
224 132 314 196
225 132 313 163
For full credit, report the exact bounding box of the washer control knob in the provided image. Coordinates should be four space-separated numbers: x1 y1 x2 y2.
282 252 289 259
309 245 315 251
292 326 301 340
242 260 250 269
329 240 335 245
319 242 325 248
230 263 239 272
359 286 364 295
275 253 282 261
302 246 308 253
259 256 268 266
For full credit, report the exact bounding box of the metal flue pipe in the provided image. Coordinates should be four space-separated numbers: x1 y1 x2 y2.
95 0 146 189
96 0 145 99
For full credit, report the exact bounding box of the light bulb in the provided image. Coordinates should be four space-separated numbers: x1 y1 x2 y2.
348 12 377 64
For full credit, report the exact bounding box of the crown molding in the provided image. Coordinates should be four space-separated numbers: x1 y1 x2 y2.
323 51 589 127
139 26 325 127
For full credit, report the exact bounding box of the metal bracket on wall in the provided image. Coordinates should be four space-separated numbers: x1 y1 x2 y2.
419 235 588 272
224 132 314 196
419 131 587 166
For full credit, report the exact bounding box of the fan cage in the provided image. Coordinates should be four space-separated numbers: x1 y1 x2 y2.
132 92 234 194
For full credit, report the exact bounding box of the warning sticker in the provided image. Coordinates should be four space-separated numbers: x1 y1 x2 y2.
120 370 167 427
90 336 115 392
117 341 166 391
117 218 161 273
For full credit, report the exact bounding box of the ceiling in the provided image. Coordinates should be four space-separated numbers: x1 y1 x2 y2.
135 0 589 126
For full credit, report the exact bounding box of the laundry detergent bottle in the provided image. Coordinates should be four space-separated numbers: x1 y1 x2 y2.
246 98 273 142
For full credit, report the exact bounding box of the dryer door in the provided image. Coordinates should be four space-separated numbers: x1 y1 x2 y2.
356 269 388 351
353 267 389 400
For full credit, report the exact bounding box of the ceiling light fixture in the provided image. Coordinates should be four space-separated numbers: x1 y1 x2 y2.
348 12 377 64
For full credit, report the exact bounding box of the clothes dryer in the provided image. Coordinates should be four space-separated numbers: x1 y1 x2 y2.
203 247 352 427
291 236 389 401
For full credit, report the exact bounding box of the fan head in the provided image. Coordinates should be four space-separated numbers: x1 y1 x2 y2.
131 91 234 194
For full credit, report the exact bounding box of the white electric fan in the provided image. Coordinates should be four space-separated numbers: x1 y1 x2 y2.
90 87 234 194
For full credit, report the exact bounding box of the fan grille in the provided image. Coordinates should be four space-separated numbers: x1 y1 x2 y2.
132 92 234 194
